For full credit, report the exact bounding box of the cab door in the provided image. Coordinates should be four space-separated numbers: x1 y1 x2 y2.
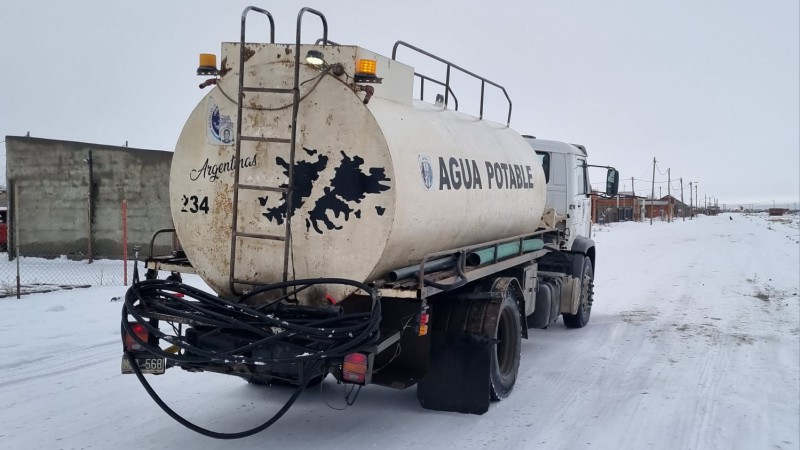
570 156 592 240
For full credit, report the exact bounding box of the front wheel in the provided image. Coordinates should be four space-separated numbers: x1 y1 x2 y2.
563 257 594 329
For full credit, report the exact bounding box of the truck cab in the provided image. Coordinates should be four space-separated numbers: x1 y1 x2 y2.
524 136 595 250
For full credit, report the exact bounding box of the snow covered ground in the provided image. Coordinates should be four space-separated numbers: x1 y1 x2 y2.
0 213 797 450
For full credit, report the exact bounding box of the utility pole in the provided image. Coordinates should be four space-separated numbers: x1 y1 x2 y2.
650 157 656 225
695 183 699 216
689 181 693 219
680 178 685 221
631 177 636 221
667 168 671 223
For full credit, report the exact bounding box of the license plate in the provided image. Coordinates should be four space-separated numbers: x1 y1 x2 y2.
121 355 166 375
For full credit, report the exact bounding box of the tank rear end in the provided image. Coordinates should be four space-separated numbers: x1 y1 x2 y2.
171 42 546 304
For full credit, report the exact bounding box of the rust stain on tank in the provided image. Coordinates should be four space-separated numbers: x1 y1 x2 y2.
248 111 264 128
209 186 234 275
248 97 263 109
219 57 231 77
242 46 256 62
255 141 267 157
213 186 233 217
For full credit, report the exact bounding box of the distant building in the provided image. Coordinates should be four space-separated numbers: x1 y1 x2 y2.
661 195 692 219
768 208 789 216
591 191 642 223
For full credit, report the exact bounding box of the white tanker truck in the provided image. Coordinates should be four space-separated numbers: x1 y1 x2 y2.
121 6 619 438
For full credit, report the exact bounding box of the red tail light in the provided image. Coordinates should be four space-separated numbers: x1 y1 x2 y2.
417 309 430 336
342 353 370 384
123 322 149 352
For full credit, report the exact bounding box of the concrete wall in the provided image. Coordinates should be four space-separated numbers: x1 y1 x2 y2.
5 136 174 259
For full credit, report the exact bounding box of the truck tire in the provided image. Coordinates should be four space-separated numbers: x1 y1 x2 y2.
562 256 594 329
490 288 522 400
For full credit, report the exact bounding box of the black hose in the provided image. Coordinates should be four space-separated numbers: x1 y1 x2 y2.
123 279 380 363
122 278 381 438
421 256 468 291
125 352 321 439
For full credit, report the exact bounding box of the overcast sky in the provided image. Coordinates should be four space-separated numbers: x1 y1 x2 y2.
1 0 797 207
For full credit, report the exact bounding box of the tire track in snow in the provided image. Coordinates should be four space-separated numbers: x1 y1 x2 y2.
0 339 118 388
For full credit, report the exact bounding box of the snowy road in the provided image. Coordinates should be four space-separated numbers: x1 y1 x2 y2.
1 214 798 450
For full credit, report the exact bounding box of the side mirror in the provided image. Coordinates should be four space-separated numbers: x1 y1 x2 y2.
606 168 619 196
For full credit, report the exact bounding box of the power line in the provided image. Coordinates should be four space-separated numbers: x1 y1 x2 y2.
634 178 671 184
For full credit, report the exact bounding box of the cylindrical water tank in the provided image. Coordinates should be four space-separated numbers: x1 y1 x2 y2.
170 44 546 303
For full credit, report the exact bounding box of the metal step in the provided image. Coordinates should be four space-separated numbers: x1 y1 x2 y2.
233 231 286 241
236 184 287 193
230 278 269 287
239 136 291 144
242 87 293 94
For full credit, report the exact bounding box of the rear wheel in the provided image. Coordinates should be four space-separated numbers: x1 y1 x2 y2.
489 288 522 400
563 257 594 328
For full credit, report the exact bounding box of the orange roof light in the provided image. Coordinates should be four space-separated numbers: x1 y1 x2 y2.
197 53 218 76
355 59 377 77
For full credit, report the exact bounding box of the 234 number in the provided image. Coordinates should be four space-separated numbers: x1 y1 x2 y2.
181 195 209 214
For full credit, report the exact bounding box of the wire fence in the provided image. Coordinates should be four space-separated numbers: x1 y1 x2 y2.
0 245 137 298
0 187 183 298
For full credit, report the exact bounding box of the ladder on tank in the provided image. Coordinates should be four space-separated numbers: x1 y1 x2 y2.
228 7 329 296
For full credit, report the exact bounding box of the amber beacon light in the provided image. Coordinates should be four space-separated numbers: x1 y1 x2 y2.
355 59 377 77
197 53 218 76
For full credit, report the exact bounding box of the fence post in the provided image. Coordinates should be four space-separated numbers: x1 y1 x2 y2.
87 150 94 264
122 199 128 286
14 185 20 299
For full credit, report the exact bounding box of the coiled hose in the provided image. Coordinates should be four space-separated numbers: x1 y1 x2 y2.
122 278 381 439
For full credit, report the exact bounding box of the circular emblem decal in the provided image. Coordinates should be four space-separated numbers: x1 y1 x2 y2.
419 155 434 191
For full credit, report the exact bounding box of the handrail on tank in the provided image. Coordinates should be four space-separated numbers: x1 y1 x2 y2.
416 73 459 111
392 40 513 126
314 38 339 46
297 8 328 49
148 228 179 259
240 6 275 45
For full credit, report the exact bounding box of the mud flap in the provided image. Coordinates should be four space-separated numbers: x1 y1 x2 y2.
417 330 492 414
